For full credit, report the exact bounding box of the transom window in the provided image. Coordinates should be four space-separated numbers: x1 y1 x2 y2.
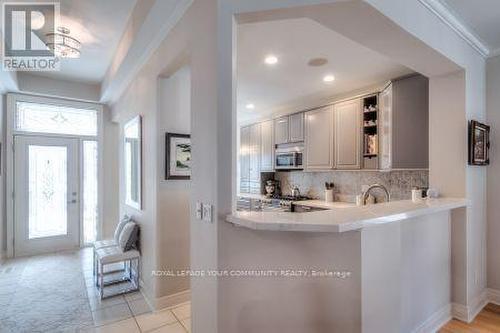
15 101 98 136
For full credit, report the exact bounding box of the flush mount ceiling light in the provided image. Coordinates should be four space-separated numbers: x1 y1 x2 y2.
246 103 255 110
323 74 335 83
45 26 81 58
264 55 278 65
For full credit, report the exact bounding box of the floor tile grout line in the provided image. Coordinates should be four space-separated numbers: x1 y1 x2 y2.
171 310 189 333
124 295 143 332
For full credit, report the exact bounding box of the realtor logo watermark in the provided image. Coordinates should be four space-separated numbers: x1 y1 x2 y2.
2 2 60 71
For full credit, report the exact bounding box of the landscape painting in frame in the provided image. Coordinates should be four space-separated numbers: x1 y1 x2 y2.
166 133 191 179
469 120 490 166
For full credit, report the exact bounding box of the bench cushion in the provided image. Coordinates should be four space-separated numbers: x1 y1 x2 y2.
96 246 140 265
93 239 117 250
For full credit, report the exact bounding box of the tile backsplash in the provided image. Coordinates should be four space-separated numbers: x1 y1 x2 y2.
275 170 429 202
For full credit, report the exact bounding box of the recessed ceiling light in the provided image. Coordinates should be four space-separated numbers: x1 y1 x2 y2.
323 74 335 83
264 55 278 65
308 58 328 67
246 103 255 110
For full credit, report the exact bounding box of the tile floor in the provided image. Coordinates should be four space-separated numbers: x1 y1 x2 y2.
0 248 191 333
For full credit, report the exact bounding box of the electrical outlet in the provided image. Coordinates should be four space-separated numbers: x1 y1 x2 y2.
202 204 213 223
195 202 203 220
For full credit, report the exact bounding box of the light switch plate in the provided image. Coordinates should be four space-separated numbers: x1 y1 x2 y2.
202 204 213 223
195 202 203 220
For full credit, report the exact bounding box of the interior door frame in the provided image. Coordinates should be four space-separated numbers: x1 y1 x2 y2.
6 93 104 258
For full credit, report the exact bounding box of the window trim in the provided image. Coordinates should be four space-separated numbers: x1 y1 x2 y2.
6 93 104 257
14 100 99 137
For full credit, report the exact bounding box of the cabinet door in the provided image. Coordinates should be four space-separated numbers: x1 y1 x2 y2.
289 112 304 142
240 126 251 193
260 120 274 172
379 85 393 170
249 123 261 182
274 117 289 145
334 99 361 169
304 106 334 170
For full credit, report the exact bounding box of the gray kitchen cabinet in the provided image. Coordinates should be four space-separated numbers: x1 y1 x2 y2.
304 106 334 170
379 74 429 170
334 99 361 169
274 117 289 145
289 112 304 142
260 120 274 172
239 126 251 193
249 123 261 183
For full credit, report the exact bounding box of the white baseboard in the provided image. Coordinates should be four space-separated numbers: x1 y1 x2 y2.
138 278 190 312
154 289 191 311
412 304 452 333
451 289 489 323
487 288 500 305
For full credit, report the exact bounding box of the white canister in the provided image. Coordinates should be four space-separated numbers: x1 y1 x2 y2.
412 189 423 202
356 195 363 206
325 189 334 202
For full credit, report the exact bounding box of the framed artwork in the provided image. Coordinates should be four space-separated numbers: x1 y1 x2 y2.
469 120 490 166
166 133 191 180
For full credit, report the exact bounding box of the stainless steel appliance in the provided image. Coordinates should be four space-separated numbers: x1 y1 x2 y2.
275 145 303 170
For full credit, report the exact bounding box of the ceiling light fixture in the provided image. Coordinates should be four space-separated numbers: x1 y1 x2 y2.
246 103 255 110
323 74 335 83
264 55 278 65
45 26 81 59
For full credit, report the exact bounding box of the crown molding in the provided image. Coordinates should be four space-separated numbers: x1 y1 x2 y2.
418 0 490 58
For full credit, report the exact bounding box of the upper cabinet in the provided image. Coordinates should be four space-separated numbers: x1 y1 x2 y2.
379 74 429 170
334 99 361 169
260 120 274 172
274 112 304 145
304 106 334 170
289 113 304 142
249 123 261 183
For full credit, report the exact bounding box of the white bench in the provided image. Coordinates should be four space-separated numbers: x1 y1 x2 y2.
95 246 141 299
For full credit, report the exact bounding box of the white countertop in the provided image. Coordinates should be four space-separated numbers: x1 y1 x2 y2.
226 198 467 233
293 200 356 209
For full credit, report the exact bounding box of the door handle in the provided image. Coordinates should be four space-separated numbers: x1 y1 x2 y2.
68 199 78 204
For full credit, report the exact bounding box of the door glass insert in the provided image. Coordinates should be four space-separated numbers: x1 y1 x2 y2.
28 145 68 239
16 101 98 136
83 140 98 244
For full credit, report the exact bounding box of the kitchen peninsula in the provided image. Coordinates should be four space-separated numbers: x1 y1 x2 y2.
224 198 467 332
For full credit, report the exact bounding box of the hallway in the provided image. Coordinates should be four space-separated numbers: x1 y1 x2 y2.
0 249 191 332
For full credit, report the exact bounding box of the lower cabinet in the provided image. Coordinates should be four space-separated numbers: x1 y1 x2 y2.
304 106 334 170
334 99 361 169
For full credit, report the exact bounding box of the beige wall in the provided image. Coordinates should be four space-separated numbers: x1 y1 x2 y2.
487 55 500 290
110 1 217 319
156 67 191 297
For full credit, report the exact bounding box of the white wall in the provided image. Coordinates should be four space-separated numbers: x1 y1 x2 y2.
217 0 486 330
17 73 101 102
156 66 191 297
102 106 120 239
487 55 500 290
0 95 5 262
110 1 217 317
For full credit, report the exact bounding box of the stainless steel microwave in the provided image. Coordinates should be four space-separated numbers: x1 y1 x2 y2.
275 146 303 170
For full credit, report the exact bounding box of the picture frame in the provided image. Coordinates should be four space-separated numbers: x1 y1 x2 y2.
166 133 191 180
469 120 490 166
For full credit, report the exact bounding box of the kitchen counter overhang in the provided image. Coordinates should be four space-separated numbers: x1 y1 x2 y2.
226 198 468 233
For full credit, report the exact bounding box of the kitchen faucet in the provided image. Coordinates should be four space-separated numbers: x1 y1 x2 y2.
362 184 390 205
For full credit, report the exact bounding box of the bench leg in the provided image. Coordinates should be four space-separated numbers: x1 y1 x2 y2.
100 262 104 300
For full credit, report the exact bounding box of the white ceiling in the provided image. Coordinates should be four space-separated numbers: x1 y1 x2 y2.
237 18 413 123
26 0 137 84
441 0 500 55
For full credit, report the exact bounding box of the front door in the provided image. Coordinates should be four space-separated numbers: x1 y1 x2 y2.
14 136 80 256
